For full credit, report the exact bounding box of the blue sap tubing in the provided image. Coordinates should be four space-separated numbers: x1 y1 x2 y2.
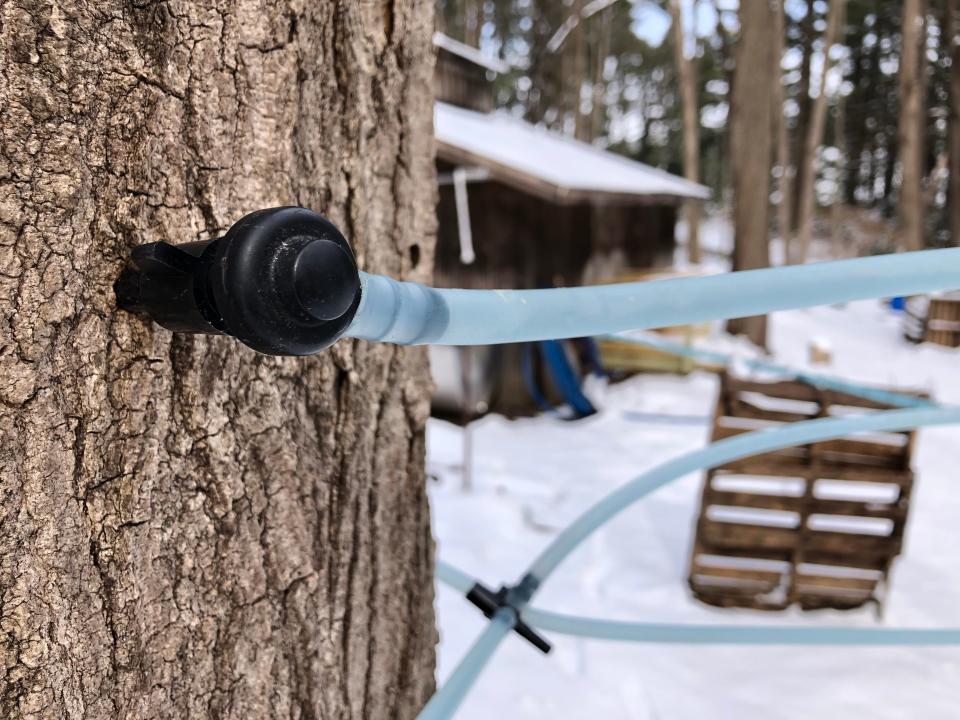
347 249 960 346
605 332 936 409
435 559 476 594
418 609 516 720
520 608 960 646
433 563 960 646
422 406 960 719
526 406 960 582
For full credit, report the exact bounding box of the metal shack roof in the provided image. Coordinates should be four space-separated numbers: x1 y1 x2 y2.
435 102 711 205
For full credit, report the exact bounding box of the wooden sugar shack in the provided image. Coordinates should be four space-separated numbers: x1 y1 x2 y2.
688 374 922 612
430 34 709 416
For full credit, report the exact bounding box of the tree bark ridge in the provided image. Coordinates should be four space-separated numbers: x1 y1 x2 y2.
0 2 438 718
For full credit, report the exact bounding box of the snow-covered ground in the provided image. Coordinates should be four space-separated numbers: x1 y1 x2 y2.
427 298 960 719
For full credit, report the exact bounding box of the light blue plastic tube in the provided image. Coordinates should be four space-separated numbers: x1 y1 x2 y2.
418 609 516 720
434 563 960 645
520 608 960 645
348 249 960 345
424 407 960 719
526 406 960 583
435 558 476 594
605 332 936 409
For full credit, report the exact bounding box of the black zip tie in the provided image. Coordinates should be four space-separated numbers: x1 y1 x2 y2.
465 581 552 654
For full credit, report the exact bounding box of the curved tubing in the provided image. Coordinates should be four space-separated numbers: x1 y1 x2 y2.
520 608 960 646
417 609 515 720
348 249 960 345
422 406 960 720
526 406 960 582
604 333 937 409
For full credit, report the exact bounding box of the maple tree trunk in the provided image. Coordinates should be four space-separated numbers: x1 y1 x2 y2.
466 0 483 48
0 2 438 718
794 0 844 263
670 0 702 264
590 5 612 141
898 0 926 251
790 0 816 232
947 0 960 245
572 0 590 142
727 0 775 347
772 0 792 260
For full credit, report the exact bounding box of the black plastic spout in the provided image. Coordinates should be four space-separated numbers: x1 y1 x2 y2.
115 207 362 356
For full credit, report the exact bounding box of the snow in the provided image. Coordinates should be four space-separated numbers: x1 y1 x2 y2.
427 298 960 719
435 102 711 201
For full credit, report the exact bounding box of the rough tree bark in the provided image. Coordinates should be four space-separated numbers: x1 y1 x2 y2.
0 2 437 719
793 0 844 264
669 0 701 264
898 0 925 251
727 0 774 348
947 0 960 245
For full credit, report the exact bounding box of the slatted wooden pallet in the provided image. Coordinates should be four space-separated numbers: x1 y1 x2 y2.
923 296 960 347
688 374 920 612
904 294 960 347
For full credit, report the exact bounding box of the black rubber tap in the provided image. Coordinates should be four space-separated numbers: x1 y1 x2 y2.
115 207 362 356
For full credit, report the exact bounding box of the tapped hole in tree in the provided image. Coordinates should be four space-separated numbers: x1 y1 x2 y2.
409 244 420 268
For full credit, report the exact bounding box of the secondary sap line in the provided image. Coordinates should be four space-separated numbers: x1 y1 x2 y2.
435 560 960 646
604 331 936 410
421 406 960 719
520 608 960 645
524 407 960 582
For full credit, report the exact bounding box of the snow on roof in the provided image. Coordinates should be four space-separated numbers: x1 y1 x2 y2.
434 102 711 204
433 33 510 75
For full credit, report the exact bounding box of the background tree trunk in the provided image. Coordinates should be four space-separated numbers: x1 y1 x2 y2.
466 0 484 48
790 0 816 231
670 0 702 264
794 0 844 264
947 0 960 245
0 2 437 719
590 5 612 142
898 0 926 250
772 0 792 261
572 0 590 142
727 0 774 347
831 84 847 251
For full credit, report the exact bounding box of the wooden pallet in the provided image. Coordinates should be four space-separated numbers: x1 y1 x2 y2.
924 296 960 347
688 374 920 612
904 294 960 347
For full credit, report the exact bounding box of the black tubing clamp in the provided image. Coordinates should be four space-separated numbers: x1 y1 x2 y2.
114 207 361 356
466 581 552 654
